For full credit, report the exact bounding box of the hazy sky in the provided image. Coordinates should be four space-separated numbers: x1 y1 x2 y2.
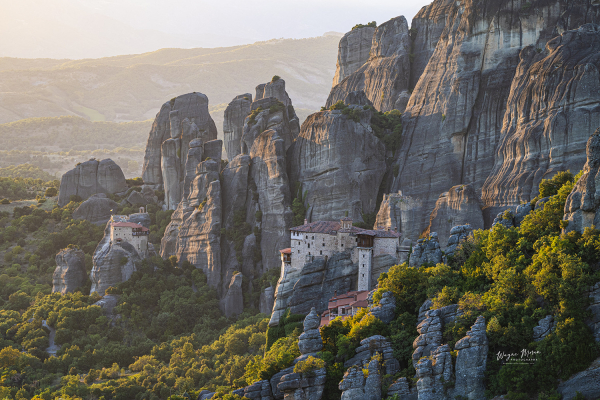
0 0 433 59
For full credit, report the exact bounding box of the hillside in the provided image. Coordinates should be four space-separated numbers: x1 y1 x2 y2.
0 35 341 130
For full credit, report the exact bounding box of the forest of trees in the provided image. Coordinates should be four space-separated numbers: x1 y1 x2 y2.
0 173 597 400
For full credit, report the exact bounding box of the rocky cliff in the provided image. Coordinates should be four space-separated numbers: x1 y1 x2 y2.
331 26 375 87
90 222 142 295
141 92 218 209
483 23 600 218
326 16 411 112
289 93 386 223
426 184 484 249
53 248 87 294
241 84 300 155
249 130 294 273
58 159 127 207
223 94 252 160
72 193 118 225
387 0 600 235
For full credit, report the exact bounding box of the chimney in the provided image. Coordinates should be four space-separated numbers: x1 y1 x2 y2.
304 218 308 225
394 227 398 232
334 290 337 297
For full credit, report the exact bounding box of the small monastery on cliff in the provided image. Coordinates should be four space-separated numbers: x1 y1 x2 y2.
279 217 402 293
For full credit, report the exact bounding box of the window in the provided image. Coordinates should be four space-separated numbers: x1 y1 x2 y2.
323 243 325 246
312 236 314 240
320 251 322 255
341 244 344 247
363 254 365 258
308 244 310 248
298 250 300 253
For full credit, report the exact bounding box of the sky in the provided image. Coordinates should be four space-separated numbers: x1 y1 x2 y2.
0 0 433 59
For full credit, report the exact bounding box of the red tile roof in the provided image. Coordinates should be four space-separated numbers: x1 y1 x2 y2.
290 220 400 238
279 248 292 254
111 222 149 231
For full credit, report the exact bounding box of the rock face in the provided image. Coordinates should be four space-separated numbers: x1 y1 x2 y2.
53 248 87 294
241 80 300 155
224 93 252 160
386 377 416 400
588 282 600 342
483 24 600 217
369 291 396 324
176 180 222 289
344 335 399 376
415 344 453 400
58 159 127 207
90 223 142 295
412 303 462 368
271 252 356 326
259 286 275 315
445 225 473 258
277 368 326 400
409 233 442 268
339 358 382 400
392 0 600 233
289 95 386 223
375 192 424 241
427 185 483 249
235 380 274 400
564 130 600 233
454 316 489 400
220 273 244 318
298 308 323 355
326 17 411 112
331 26 375 87
72 193 118 225
142 92 217 186
533 315 556 342
557 357 600 400
250 130 293 273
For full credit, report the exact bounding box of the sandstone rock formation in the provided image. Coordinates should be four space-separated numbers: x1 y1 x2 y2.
374 192 423 241
588 282 600 342
339 358 382 400
533 315 556 342
259 286 275 315
415 344 453 400
241 79 300 155
53 248 87 294
564 130 600 233
387 377 416 400
270 252 356 326
58 159 127 207
454 316 489 400
344 335 399 376
409 233 442 268
483 24 600 218
224 94 252 160
277 368 326 400
331 26 375 87
445 225 473 258
412 303 462 367
220 273 244 318
90 223 142 295
391 1 600 233
369 291 396 324
289 94 386 223
233 380 273 400
326 16 411 112
250 130 293 273
298 308 323 355
142 92 217 186
176 180 222 289
557 357 600 400
72 193 118 225
427 185 483 249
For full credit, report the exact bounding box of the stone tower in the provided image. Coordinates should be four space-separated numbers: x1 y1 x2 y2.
357 232 374 291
